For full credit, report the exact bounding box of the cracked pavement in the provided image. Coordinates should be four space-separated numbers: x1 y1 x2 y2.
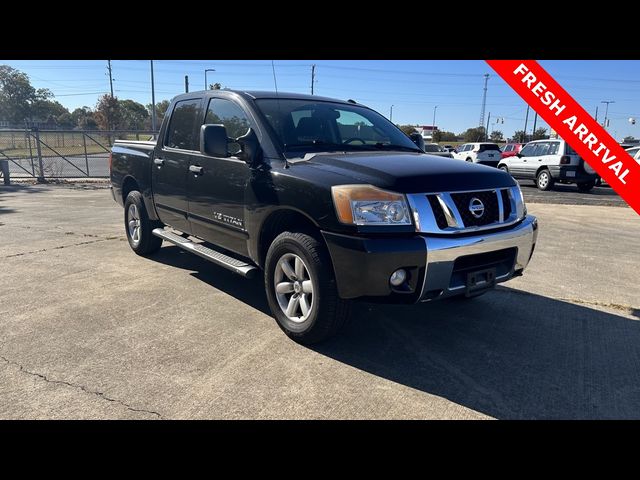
0 184 639 419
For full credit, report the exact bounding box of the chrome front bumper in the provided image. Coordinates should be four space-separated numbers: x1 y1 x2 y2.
419 215 538 301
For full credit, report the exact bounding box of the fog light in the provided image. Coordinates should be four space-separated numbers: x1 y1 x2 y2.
390 269 407 287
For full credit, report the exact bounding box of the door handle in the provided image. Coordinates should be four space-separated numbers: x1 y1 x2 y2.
189 165 204 175
154 158 164 166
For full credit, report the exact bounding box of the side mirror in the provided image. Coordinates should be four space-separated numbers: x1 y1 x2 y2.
236 128 262 167
409 132 425 151
200 124 228 157
516 153 523 158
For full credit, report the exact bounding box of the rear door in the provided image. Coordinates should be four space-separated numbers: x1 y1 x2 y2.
187 96 253 256
511 143 534 178
152 97 203 233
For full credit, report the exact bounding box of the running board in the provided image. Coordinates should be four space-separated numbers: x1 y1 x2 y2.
152 228 258 278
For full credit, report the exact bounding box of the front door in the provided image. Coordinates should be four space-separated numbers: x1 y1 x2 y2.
152 97 202 233
187 96 253 256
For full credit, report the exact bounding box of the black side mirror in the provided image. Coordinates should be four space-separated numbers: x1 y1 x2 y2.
200 124 228 157
409 132 425 151
516 153 523 158
236 128 262 167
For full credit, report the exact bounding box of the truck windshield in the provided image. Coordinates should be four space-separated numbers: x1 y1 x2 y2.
255 98 421 157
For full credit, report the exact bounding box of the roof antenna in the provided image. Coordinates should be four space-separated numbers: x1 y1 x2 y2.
271 60 289 168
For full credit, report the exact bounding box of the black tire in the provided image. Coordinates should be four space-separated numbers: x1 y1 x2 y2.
536 169 554 191
265 231 350 344
577 181 595 192
124 190 163 256
498 164 509 173
466 157 473 163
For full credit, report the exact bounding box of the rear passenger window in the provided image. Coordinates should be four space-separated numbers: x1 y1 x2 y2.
165 99 201 151
547 142 559 155
535 143 550 156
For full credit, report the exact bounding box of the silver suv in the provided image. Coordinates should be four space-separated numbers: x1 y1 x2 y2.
498 139 598 192
452 142 502 167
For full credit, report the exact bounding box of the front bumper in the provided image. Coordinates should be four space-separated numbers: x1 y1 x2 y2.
322 215 538 303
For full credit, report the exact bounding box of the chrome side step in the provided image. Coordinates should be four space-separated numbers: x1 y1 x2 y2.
152 228 258 278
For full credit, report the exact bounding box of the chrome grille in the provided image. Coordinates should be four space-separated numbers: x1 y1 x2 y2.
406 186 524 234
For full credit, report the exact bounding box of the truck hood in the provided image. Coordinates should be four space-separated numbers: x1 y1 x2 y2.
302 151 515 193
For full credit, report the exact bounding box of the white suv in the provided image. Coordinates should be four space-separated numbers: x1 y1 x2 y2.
498 139 598 192
452 142 502 167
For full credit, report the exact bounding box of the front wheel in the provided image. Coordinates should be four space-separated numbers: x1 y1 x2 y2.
124 191 163 256
498 164 509 173
265 232 350 344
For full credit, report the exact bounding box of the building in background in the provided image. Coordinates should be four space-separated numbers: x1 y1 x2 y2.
415 125 437 142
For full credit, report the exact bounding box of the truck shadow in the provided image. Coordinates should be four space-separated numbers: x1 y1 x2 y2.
154 244 640 419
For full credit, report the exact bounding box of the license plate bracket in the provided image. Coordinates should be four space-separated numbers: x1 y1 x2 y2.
465 268 497 297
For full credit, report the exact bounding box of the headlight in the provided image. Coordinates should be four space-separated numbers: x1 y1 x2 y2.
331 184 412 226
512 184 527 219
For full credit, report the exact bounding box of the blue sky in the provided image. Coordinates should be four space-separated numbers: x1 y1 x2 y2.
1 60 639 140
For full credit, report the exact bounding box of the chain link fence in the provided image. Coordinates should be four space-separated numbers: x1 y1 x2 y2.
0 129 157 179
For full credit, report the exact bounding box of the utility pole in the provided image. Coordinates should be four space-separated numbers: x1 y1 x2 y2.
601 100 615 130
311 64 316 95
432 105 438 139
523 105 530 142
150 60 157 131
532 111 538 138
594 106 599 122
485 112 491 141
390 105 394 122
185 75 189 93
107 60 114 97
479 73 489 127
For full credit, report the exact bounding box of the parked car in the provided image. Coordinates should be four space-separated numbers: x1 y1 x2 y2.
452 142 502 167
498 139 598 192
110 90 538 344
443 145 457 152
500 143 524 159
422 143 453 158
626 145 640 164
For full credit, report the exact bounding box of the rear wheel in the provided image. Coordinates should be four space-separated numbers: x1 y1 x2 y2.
536 169 554 191
499 164 509 173
577 181 595 192
265 232 350 344
124 191 163 256
466 157 473 163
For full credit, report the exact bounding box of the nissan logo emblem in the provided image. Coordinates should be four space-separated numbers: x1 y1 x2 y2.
468 197 485 218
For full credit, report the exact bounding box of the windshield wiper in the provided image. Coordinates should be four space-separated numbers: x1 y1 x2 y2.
372 143 422 153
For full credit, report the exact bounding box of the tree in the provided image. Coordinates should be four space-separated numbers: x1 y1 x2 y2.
532 127 547 140
461 126 486 142
119 99 148 129
399 125 417 136
512 130 527 142
209 83 222 90
623 136 636 143
31 98 69 124
0 65 54 124
94 94 122 130
489 130 504 142
433 130 457 143
71 107 97 130
146 99 170 127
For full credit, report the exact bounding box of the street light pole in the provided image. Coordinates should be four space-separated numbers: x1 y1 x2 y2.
205 68 216 90
601 100 615 130
432 105 438 141
390 105 394 122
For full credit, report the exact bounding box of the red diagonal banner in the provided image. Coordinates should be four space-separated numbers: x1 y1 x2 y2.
487 60 640 216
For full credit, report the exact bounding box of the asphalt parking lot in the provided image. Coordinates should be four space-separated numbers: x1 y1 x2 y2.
1 183 639 419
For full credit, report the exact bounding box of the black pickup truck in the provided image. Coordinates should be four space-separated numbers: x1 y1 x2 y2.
110 90 538 343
